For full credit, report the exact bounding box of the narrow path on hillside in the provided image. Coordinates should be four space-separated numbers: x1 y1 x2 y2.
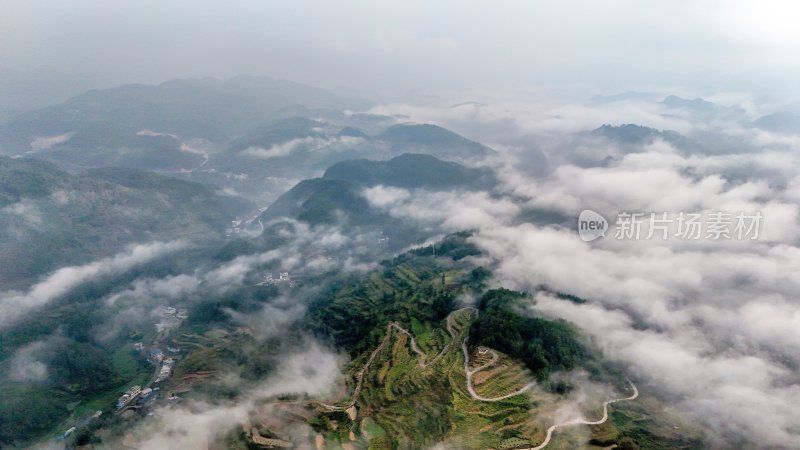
315 322 394 411
390 306 476 368
315 308 474 410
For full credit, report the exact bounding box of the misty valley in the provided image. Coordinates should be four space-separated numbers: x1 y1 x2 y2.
2 5 800 448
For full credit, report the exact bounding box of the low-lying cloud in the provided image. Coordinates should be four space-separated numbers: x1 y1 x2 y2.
242 135 365 159
124 341 343 450
0 240 186 329
7 341 49 382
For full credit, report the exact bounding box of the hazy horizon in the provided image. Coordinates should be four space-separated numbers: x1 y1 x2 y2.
2 0 800 114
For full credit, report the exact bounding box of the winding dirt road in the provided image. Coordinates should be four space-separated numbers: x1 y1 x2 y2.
390 306 477 369
388 323 442 368
316 308 474 410
319 307 537 408
523 379 639 450
461 337 537 402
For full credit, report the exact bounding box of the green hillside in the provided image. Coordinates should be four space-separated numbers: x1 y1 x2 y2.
296 237 701 449
322 153 495 189
261 153 492 227
0 156 252 287
379 124 491 159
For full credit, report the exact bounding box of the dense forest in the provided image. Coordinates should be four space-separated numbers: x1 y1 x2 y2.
469 288 588 380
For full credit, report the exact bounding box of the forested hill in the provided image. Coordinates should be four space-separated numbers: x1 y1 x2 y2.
322 153 496 189
260 153 493 226
0 156 252 287
468 288 588 380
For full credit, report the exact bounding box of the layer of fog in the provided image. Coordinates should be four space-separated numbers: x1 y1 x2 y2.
14 216 383 448
96 218 379 342
96 220 370 448
241 135 365 160
10 92 800 446
0 240 186 330
126 342 343 449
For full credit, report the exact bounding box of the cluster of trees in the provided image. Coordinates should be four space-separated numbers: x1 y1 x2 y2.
0 156 68 205
469 289 587 380
409 231 481 261
0 388 66 445
48 340 118 391
303 233 494 360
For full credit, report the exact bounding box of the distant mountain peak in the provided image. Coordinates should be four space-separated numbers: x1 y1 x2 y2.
661 94 718 111
261 153 495 225
378 123 491 158
752 111 800 133
0 75 371 153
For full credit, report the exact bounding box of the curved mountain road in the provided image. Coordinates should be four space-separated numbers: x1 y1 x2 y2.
461 337 537 402
523 380 639 450
315 307 639 450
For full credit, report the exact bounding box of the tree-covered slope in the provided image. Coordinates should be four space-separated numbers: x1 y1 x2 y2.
469 288 587 380
0 75 368 152
378 124 491 159
260 153 493 227
322 153 495 189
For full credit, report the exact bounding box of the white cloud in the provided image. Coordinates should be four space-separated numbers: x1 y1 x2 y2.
0 240 186 329
7 341 48 382
242 137 321 159
29 133 73 152
241 135 364 160
127 341 342 450
2 199 43 227
368 99 696 141
364 187 520 231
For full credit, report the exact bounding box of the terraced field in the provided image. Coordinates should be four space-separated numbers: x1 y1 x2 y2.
309 308 548 449
471 358 533 399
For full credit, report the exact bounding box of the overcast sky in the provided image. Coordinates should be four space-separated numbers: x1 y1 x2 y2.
1 0 799 108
